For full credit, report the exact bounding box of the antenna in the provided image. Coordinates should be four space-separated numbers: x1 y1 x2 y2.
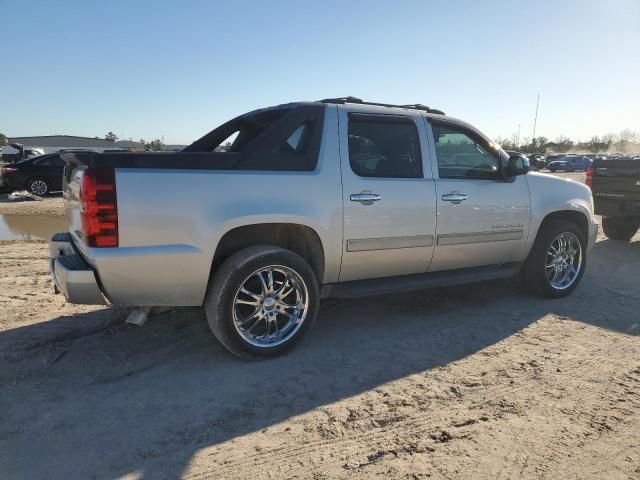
532 93 540 140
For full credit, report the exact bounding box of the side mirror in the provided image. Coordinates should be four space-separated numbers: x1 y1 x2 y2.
506 154 530 177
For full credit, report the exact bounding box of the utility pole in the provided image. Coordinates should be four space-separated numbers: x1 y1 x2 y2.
532 93 540 141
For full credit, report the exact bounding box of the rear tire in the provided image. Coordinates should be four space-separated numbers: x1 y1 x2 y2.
522 219 586 298
602 216 640 241
204 245 319 359
27 177 50 196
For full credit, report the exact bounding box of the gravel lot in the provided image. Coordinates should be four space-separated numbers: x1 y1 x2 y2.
1 172 639 479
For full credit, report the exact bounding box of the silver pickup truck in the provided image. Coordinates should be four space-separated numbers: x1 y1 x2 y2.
50 97 598 358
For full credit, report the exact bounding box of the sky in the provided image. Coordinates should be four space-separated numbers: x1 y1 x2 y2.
2 0 639 145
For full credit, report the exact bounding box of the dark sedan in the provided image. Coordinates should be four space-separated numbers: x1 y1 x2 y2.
0 153 66 196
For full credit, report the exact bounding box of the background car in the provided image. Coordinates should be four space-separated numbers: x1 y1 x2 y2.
0 144 45 164
527 153 546 169
547 155 592 172
0 153 66 196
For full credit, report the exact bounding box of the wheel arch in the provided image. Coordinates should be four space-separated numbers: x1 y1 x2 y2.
211 222 326 284
538 210 589 243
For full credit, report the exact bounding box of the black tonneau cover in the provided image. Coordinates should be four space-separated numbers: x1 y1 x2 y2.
61 151 242 170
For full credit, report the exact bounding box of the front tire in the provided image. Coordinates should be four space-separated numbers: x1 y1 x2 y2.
27 177 50 196
602 216 640 241
204 245 319 359
522 219 586 298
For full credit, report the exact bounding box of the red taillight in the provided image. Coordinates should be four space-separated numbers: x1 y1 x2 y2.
1 166 18 175
80 169 118 247
585 167 593 189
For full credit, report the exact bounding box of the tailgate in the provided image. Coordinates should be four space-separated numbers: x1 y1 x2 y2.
592 159 640 214
592 160 640 197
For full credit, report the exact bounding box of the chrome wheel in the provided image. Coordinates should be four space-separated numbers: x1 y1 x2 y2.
545 232 582 290
30 180 48 196
232 265 309 348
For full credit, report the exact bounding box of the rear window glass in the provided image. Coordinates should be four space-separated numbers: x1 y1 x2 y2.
185 104 325 171
36 157 65 166
283 124 308 152
348 116 422 178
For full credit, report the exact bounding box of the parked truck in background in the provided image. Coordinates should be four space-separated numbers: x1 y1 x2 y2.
49 97 598 358
588 158 640 240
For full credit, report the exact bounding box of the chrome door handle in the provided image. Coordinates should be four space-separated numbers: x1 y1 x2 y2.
350 193 382 205
442 193 467 204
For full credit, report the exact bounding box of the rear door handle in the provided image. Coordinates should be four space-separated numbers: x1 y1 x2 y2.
350 193 382 205
442 193 467 204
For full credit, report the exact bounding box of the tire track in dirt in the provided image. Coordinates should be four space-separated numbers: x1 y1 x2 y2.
184 320 640 480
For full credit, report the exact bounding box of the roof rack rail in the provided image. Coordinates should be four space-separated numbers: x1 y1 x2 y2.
319 97 445 115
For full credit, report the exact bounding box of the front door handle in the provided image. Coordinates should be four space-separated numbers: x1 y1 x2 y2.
350 193 382 205
442 193 468 204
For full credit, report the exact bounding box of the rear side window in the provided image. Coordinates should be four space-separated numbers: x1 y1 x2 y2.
432 123 500 179
35 157 65 167
348 116 422 178
282 124 309 152
185 104 325 171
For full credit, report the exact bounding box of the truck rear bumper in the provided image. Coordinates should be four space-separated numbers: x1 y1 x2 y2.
49 232 107 305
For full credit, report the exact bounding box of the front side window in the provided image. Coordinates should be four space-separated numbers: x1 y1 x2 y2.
432 124 499 179
348 116 422 178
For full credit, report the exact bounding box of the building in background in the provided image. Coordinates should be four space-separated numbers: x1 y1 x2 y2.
3 135 146 155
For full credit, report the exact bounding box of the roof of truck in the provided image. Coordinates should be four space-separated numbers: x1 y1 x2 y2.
319 96 446 115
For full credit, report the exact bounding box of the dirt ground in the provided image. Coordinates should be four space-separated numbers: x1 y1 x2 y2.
0 195 65 217
1 175 640 480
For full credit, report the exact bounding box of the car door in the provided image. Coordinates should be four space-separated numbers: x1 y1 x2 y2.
47 156 66 190
570 157 579 170
578 157 589 171
338 107 437 282
426 119 531 272
35 155 65 191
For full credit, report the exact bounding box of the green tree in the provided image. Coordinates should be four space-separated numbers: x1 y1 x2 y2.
145 139 164 151
0 133 7 146
214 141 233 152
532 136 548 152
105 132 118 141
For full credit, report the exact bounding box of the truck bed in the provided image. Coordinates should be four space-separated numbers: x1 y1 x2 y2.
57 131 343 307
62 151 242 170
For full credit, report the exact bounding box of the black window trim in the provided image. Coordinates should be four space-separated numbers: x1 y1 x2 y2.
347 113 424 179
429 119 503 181
182 104 325 172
